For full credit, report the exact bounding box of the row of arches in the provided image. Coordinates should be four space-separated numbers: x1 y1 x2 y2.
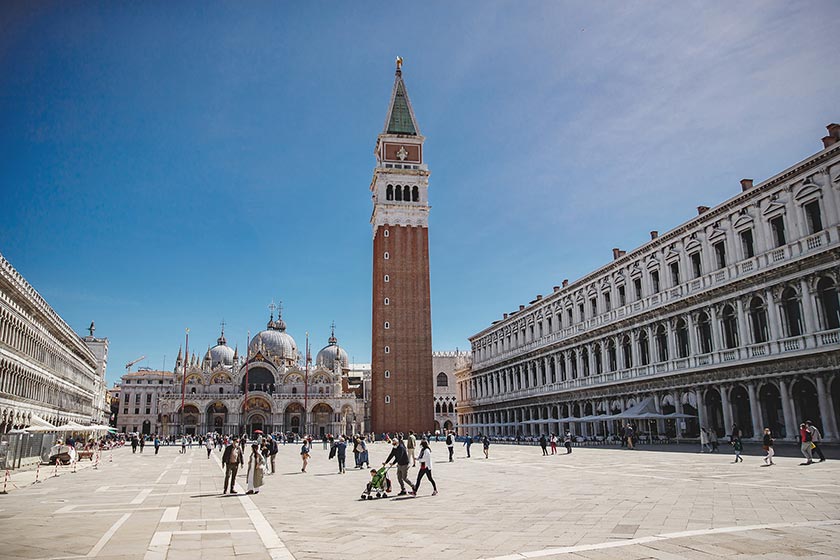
461 374 839 442
463 276 840 401
385 184 419 202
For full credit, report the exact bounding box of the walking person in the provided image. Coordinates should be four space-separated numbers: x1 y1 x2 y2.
139 436 145 453
131 434 138 453
384 438 413 496
700 427 711 453
268 435 278 473
154 435 161 455
407 431 417 466
353 437 362 469
762 428 775 466
730 435 744 463
709 429 719 452
180 436 187 454
463 434 472 458
549 433 558 455
563 431 572 454
222 437 244 494
539 434 548 456
357 437 369 468
336 436 347 474
446 430 455 462
246 444 265 495
806 421 826 462
205 436 213 459
409 439 437 496
300 439 311 473
482 434 490 458
799 423 814 465
624 424 634 450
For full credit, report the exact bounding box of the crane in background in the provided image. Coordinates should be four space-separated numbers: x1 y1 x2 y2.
125 355 146 373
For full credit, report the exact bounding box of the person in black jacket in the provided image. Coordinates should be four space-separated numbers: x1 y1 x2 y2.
383 438 413 495
222 437 244 494
539 434 548 456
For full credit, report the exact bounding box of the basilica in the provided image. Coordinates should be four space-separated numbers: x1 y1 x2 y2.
122 311 366 438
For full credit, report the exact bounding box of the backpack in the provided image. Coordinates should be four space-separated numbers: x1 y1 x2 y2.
446 434 453 445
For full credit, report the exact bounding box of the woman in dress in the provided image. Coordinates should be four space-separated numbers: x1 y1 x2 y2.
410 439 437 496
246 444 265 494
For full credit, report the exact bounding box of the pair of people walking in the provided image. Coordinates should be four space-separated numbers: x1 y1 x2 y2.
383 438 437 496
222 437 265 494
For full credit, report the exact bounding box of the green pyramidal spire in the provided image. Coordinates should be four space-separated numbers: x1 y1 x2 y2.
384 59 419 136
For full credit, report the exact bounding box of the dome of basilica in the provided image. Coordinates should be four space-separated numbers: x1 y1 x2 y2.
209 331 235 367
249 314 299 362
316 327 349 369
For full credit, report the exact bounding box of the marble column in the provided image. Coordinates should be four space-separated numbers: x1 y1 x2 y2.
747 382 763 440
778 379 797 440
720 386 734 436
735 298 749 349
673 391 684 438
695 388 706 431
800 277 818 335
764 288 781 342
815 376 838 440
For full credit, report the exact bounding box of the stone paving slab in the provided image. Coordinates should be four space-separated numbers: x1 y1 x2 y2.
0 442 839 559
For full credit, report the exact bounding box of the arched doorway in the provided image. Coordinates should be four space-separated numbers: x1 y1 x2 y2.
242 396 272 435
311 403 333 438
792 379 822 431
759 383 785 438
142 419 151 435
661 394 677 438
206 402 228 434
181 404 199 435
832 377 840 438
284 402 305 436
729 386 753 438
704 388 724 437
681 392 699 437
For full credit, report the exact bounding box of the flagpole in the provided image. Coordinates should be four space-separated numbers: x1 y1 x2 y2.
181 328 189 437
244 330 250 436
304 332 310 437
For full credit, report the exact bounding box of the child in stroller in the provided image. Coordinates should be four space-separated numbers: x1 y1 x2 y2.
361 466 393 499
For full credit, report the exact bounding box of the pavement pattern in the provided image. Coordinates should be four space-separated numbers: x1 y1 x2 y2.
0 441 839 559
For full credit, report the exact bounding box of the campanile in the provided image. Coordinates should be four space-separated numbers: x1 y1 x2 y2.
370 58 434 434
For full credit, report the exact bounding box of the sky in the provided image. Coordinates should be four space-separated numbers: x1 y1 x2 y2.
1 2 838 387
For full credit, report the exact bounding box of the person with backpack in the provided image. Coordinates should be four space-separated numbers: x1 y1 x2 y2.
446 431 455 462
463 434 473 458
730 435 743 463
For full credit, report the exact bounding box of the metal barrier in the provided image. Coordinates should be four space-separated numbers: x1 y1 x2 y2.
0 433 57 470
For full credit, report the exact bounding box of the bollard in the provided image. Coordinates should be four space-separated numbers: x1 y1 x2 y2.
52 461 60 478
35 462 41 484
72 458 77 474
109 449 113 463
93 451 100 470
1 468 9 494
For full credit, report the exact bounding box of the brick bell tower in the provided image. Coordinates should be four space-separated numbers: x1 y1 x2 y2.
370 57 434 434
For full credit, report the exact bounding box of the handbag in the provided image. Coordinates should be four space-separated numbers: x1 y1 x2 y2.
811 442 817 449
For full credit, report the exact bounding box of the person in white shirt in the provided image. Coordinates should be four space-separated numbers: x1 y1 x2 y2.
409 439 438 496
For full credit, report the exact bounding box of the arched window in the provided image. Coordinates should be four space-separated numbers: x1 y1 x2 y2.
656 325 668 362
581 348 590 376
386 185 394 201
781 287 803 337
395 185 403 201
721 305 739 349
570 350 578 378
219 387 224 394
403 185 411 201
817 277 840 330
448 402 454 413
676 318 690 358
190 387 196 394
549 356 556 382
748 297 769 343
639 330 650 365
435 402 441 413
622 336 633 368
412 186 419 202
697 312 713 353
607 340 617 371
292 387 297 394
594 344 603 374
436 372 448 387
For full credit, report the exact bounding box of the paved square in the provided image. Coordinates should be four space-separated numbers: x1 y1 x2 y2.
1 442 839 559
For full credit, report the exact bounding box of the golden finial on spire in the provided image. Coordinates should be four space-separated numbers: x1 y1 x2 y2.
396 56 403 70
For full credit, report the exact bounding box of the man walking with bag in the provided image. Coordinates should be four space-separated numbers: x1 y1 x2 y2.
222 437 244 494
383 437 413 495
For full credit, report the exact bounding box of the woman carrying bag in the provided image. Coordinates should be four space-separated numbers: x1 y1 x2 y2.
246 444 265 494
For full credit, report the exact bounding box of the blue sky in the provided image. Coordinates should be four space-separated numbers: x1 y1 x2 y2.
1 2 838 386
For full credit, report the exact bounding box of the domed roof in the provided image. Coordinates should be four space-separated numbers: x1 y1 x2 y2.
249 313 298 362
316 326 348 369
209 330 235 367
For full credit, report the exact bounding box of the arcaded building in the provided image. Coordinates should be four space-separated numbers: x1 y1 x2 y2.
457 124 840 442
0 252 109 432
370 60 434 434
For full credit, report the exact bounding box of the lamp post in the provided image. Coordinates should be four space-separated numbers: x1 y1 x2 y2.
180 328 189 437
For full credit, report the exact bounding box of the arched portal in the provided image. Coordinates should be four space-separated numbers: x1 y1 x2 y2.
180 404 200 435
311 403 333 439
792 379 822 431
241 366 276 394
729 385 753 438
285 402 305 436
142 419 151 435
759 383 785 438
242 396 272 435
206 401 228 434
704 388 724 437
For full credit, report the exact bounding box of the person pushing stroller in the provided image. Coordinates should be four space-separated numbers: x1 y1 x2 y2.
383 437 413 496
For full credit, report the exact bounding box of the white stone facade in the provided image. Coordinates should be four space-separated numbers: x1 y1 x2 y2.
0 252 108 432
432 351 469 432
458 124 840 442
